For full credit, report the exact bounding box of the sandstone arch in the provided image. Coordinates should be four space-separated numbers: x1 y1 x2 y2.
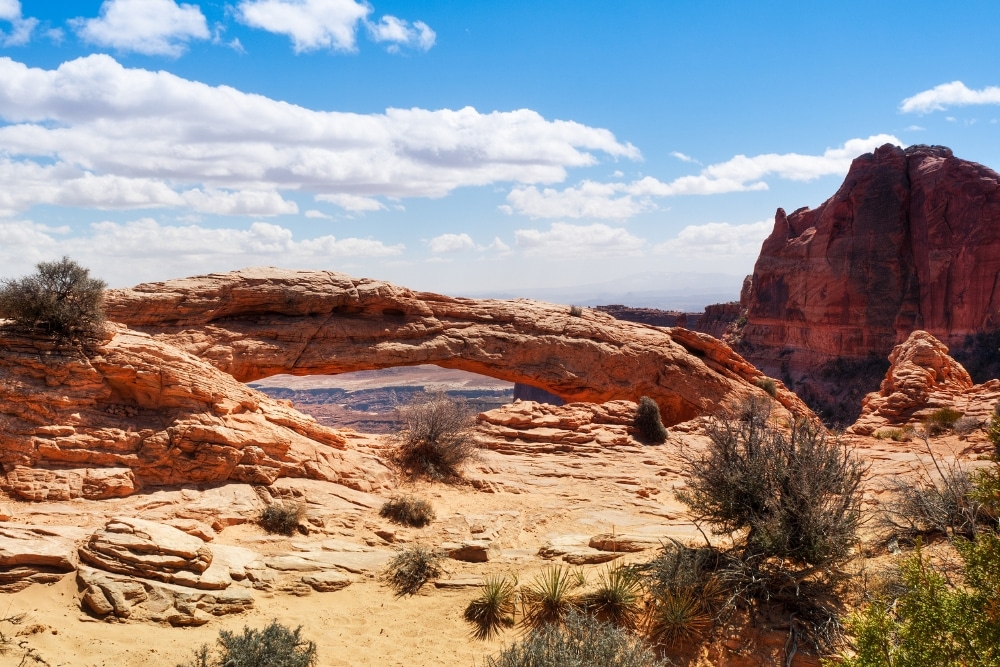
105 268 810 426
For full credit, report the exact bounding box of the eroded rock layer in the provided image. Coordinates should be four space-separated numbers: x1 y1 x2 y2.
0 325 390 500
104 268 810 426
740 144 1000 420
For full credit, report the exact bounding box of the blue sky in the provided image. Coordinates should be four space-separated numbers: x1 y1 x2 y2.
1 1 999 303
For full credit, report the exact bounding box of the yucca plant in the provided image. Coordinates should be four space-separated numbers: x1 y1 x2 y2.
464 574 519 640
645 588 711 648
521 565 584 629
582 564 645 630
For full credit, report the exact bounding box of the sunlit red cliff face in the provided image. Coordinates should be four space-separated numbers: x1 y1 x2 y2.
737 144 1000 422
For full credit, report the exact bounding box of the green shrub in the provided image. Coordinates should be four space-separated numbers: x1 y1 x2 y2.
754 376 778 397
633 396 668 444
379 495 435 527
581 564 645 630
677 397 866 568
258 503 305 536
464 574 518 640
389 392 478 480
0 257 106 337
987 403 1000 459
924 407 963 436
483 610 667 667
830 536 1000 667
178 620 317 667
384 545 442 596
520 565 584 629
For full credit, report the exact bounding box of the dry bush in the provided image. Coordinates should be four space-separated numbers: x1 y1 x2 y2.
258 503 305 536
178 620 317 667
383 545 442 596
0 257 106 337
633 396 668 444
379 495 435 527
389 392 479 480
924 407 963 436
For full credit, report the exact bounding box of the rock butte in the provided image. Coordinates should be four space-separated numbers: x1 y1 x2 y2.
104 267 811 427
739 143 1000 415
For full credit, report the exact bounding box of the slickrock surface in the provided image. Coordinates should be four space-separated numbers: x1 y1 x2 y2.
0 523 86 592
851 330 1000 435
104 268 812 426
476 399 640 453
0 325 390 499
738 144 1000 418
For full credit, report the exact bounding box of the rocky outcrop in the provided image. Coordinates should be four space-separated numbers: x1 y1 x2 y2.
738 144 1000 421
476 399 640 454
594 305 696 328
0 524 86 592
850 330 1000 435
0 325 390 499
104 268 812 426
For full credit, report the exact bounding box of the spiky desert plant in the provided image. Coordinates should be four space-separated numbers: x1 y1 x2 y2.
645 588 712 648
379 495 435 527
634 396 668 443
464 574 519 640
582 564 645 630
384 545 442 596
520 565 584 629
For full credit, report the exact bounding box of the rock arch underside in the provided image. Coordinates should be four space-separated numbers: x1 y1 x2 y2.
0 267 811 500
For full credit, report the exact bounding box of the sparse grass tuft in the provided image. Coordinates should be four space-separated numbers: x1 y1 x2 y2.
924 407 963 436
384 545 442 596
379 495 435 527
464 574 518 640
754 376 778 397
258 503 305 536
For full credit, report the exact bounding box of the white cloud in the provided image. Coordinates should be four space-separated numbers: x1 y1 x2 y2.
304 209 331 219
0 55 638 217
316 193 386 212
904 125 926 131
0 218 404 286
0 0 36 46
503 135 900 220
514 222 645 258
73 0 209 57
366 16 435 52
900 81 1000 114
428 232 475 253
488 236 510 252
653 220 772 260
237 0 371 52
670 151 697 163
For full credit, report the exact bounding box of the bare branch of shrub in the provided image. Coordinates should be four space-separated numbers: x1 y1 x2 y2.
388 392 479 480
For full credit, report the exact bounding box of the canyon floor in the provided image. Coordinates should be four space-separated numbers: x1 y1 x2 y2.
1 402 992 667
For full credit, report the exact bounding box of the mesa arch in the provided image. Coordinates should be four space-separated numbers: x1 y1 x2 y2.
105 268 811 425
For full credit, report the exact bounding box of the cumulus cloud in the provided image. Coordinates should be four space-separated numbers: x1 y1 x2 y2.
316 193 386 212
237 0 371 52
0 218 404 286
428 232 475 253
72 0 209 57
366 16 435 52
0 55 637 217
514 222 644 258
900 81 1000 114
653 220 772 260
0 0 36 46
503 135 900 220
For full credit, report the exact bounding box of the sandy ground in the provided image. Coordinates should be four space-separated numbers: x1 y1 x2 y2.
0 427 992 667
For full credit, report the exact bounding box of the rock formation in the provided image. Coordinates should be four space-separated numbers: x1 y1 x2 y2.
736 144 1000 421
104 268 811 426
850 330 1000 435
0 325 390 500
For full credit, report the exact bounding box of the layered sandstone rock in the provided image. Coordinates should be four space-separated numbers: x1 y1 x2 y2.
104 268 811 427
850 331 1000 435
737 144 1000 421
476 399 639 454
0 325 390 500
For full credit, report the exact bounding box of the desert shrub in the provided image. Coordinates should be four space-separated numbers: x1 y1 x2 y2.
953 416 981 437
464 574 518 640
483 609 667 667
633 396 668 444
581 564 645 630
520 565 585 629
830 536 1000 667
677 397 866 569
384 545 442 596
754 376 778 397
178 620 317 667
0 256 106 337
924 407 963 436
873 426 914 442
379 495 435 527
258 502 305 536
987 403 1000 459
389 392 478 480
568 305 584 317
881 460 987 540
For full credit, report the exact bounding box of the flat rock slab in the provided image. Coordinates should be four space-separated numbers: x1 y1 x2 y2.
589 533 668 553
0 523 88 569
440 540 499 563
265 550 392 575
433 576 483 589
301 571 353 592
